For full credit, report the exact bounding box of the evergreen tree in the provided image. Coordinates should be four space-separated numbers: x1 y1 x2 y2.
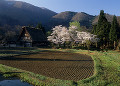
109 15 119 49
92 25 97 34
96 10 110 49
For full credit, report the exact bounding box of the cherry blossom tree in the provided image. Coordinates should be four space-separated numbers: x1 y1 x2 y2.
47 25 99 48
47 25 71 45
69 25 99 44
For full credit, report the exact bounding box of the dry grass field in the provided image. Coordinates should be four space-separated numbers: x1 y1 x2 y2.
0 51 94 81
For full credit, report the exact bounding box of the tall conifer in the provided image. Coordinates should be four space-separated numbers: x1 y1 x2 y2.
96 10 110 49
109 15 119 49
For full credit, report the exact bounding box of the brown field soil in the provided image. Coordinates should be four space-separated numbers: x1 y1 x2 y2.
0 51 94 81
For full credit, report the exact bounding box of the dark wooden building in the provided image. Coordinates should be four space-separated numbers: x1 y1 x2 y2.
18 26 32 47
5 35 19 47
6 26 47 47
18 26 47 47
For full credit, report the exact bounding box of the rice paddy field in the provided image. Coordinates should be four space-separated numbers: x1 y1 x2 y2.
0 48 120 86
0 51 94 81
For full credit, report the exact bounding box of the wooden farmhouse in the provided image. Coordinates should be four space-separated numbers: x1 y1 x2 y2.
18 26 32 47
6 26 47 47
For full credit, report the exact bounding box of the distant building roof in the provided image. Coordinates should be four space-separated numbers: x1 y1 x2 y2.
6 35 19 43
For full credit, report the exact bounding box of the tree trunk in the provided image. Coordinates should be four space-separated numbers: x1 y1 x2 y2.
114 41 116 50
95 42 98 48
107 42 109 48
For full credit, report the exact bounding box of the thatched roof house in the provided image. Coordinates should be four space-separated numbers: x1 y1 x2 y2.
23 26 46 42
5 35 19 47
6 26 47 47
19 26 47 47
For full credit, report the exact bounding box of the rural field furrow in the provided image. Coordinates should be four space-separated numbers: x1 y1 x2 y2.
0 51 94 81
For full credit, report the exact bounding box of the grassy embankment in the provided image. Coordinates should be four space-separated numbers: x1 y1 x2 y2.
78 50 120 86
0 48 120 86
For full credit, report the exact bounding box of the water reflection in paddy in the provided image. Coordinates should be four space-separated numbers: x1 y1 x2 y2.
0 74 32 86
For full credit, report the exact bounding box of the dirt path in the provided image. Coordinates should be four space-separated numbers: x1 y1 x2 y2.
0 51 94 81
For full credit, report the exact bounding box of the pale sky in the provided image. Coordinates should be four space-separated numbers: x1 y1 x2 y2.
15 0 120 16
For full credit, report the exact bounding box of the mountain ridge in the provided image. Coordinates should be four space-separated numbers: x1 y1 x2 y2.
0 0 120 31
0 0 57 26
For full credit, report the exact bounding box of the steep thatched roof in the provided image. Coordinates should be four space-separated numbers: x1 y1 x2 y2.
6 26 47 44
19 26 47 42
19 26 31 38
